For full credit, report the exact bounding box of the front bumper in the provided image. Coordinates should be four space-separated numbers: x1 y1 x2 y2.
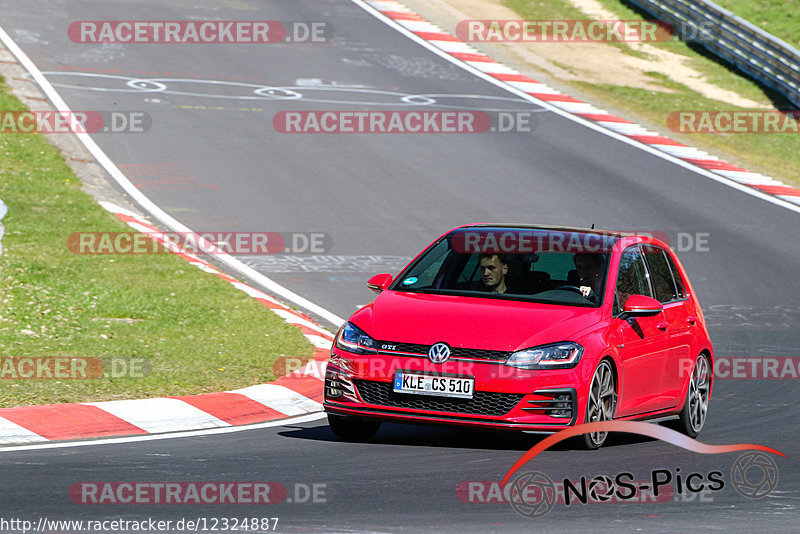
323 360 580 431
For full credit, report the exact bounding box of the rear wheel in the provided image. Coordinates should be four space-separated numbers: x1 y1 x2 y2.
583 360 617 449
327 414 381 442
677 354 710 438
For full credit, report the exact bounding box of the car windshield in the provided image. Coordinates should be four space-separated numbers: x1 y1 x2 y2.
390 227 616 307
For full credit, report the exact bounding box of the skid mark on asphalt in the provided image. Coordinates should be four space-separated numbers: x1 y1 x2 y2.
119 162 219 190
704 305 800 330
42 64 270 83
34 71 544 110
174 104 265 113
241 254 412 273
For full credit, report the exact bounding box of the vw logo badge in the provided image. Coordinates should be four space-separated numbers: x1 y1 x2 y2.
428 342 451 363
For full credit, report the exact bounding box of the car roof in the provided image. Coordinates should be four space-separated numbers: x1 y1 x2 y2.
450 223 630 239
443 224 676 254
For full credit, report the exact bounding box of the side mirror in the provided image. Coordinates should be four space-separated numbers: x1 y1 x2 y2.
621 294 663 318
366 273 393 294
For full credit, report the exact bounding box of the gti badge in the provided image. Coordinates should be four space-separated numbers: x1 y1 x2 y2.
428 342 451 363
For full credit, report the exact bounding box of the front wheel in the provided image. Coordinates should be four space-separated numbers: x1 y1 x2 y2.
583 360 617 449
327 414 381 442
676 354 710 438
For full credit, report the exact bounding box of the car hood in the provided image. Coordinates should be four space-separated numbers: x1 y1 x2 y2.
350 290 604 352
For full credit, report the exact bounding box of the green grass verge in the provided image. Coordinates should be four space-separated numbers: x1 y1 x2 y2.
504 0 800 187
0 74 315 407
714 0 800 49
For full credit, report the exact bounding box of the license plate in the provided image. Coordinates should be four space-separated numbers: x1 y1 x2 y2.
393 372 474 399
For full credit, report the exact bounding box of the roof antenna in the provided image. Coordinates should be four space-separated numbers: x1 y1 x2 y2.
591 223 595 229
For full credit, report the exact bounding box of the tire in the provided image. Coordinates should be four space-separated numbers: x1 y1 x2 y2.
327 414 381 442
676 353 711 438
582 360 617 449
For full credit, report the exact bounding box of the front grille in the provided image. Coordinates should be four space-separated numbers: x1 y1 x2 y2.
521 389 577 424
377 342 427 354
376 341 510 361
451 347 509 361
353 379 524 416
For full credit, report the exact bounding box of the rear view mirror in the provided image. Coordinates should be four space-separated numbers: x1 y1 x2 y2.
622 294 663 318
366 273 393 293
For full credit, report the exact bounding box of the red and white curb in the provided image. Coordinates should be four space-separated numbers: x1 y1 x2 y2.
0 203 331 446
361 0 800 208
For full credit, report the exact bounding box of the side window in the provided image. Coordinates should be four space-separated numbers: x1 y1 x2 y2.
664 251 687 299
643 246 679 303
614 247 652 314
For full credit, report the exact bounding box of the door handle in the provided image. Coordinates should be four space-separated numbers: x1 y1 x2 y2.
686 315 697 325
656 322 668 331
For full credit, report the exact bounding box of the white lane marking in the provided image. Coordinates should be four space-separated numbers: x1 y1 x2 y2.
507 81 563 95
714 170 784 185
590 121 656 136
272 309 336 334
98 201 140 218
230 281 282 304
0 413 327 453
187 261 223 274
239 254 412 273
231 384 322 416
464 61 519 75
428 40 479 54
393 20 444 33
295 360 327 380
368 0 411 11
355 0 800 215
0 27 347 327
305 334 334 349
648 144 715 160
549 101 612 114
82 398 230 433
0 418 47 445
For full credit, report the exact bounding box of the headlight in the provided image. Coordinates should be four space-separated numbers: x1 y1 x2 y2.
335 322 377 355
505 342 583 369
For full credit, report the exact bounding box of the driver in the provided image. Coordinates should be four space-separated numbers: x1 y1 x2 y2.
478 253 509 293
573 253 605 302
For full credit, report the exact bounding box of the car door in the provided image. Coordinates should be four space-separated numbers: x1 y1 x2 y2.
643 246 696 405
612 246 670 417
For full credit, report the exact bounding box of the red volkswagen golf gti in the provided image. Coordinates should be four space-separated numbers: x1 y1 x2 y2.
324 225 713 448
